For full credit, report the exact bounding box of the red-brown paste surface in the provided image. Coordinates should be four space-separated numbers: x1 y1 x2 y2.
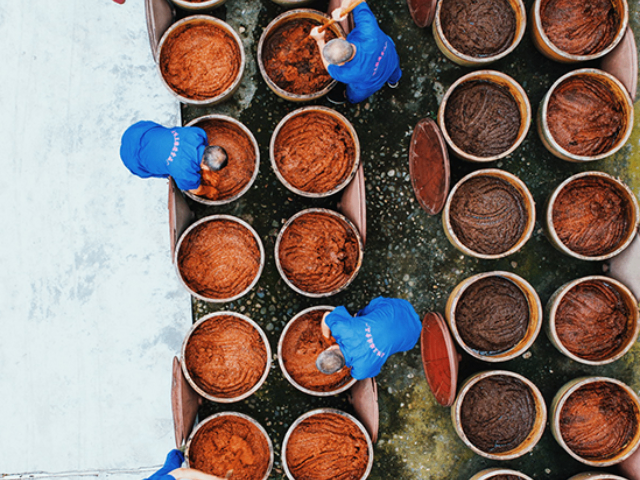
440 0 516 57
286 412 369 480
556 280 632 361
547 76 626 156
281 309 352 392
274 111 356 194
184 315 267 398
160 22 240 100
461 375 536 453
444 80 521 157
189 415 271 480
560 381 639 460
490 476 521 480
178 219 261 299
278 212 360 294
194 119 257 201
552 176 633 257
449 176 527 255
455 276 529 354
263 18 337 95
541 0 620 55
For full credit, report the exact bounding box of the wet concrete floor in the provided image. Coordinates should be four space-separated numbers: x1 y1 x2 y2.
177 0 640 478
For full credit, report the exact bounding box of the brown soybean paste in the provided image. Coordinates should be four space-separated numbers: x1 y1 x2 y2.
178 220 261 299
490 477 521 480
461 375 536 453
440 0 516 57
189 415 271 480
195 119 256 201
185 315 267 398
281 309 352 392
560 382 638 460
455 276 529 354
160 22 240 100
445 80 521 158
286 412 369 480
541 0 619 55
552 176 632 257
547 76 625 157
556 280 631 361
278 212 360 294
263 18 337 95
449 176 527 255
274 111 356 194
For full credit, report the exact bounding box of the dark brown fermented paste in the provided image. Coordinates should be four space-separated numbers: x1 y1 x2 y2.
455 276 529 354
460 375 536 453
440 0 516 57
195 119 256 201
286 412 369 480
552 176 632 257
189 415 271 480
274 111 356 194
263 18 337 95
547 76 626 156
560 382 638 460
541 0 620 55
281 309 352 392
184 315 267 398
556 280 631 361
489 476 521 480
278 212 360 294
449 176 527 255
178 220 261 299
444 80 521 157
160 22 240 100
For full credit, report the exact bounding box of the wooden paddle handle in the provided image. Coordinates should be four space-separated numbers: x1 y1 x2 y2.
318 0 366 33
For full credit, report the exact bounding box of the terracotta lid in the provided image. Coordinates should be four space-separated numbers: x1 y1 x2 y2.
409 118 450 215
407 0 438 28
171 356 201 448
349 377 379 443
601 26 638 102
338 163 367 245
145 0 175 62
420 312 458 407
606 231 640 300
168 177 194 263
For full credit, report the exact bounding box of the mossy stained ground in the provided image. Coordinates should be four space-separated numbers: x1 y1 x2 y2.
177 1 640 478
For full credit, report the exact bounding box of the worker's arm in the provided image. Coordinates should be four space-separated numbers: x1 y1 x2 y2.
169 468 226 480
309 27 331 71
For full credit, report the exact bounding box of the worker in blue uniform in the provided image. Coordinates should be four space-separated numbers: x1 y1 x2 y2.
145 449 225 480
310 0 402 104
317 297 421 380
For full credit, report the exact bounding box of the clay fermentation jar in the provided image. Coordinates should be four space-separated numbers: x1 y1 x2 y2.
434 0 526 66
270 106 360 197
170 0 226 11
258 9 344 101
551 377 640 466
185 115 259 205
453 370 547 460
443 169 535 259
531 0 628 62
439 71 531 162
275 209 363 297
568 474 630 480
282 408 374 480
278 306 356 396
175 215 264 302
446 271 542 362
545 171 639 261
538 69 633 162
186 412 273 480
546 276 639 365
158 16 244 105
181 312 271 402
469 469 534 480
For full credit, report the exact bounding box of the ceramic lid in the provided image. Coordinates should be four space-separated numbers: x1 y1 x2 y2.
606 231 640 301
338 163 367 245
168 177 194 263
409 118 450 215
171 356 201 448
601 26 638 102
145 0 175 62
420 312 458 407
407 0 438 28
349 377 379 443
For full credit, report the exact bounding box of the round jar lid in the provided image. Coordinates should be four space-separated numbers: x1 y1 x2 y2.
407 0 438 27
421 312 459 406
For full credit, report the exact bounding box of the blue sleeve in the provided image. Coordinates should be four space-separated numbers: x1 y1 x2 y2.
351 3 380 39
144 450 184 480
